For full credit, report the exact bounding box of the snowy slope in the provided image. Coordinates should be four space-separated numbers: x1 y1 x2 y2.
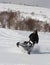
0 3 50 23
0 28 50 65
0 0 50 8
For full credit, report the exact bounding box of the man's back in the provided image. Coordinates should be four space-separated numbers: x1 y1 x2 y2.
29 30 39 44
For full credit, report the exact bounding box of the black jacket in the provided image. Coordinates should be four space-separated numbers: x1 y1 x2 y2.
29 32 39 44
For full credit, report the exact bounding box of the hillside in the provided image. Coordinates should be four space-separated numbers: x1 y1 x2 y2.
0 3 50 22
0 3 50 31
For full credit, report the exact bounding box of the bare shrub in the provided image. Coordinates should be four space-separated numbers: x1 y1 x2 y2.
0 11 50 32
0 11 21 29
44 23 50 32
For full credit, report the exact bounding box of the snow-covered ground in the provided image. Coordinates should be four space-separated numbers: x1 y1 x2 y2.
0 3 50 65
0 28 50 65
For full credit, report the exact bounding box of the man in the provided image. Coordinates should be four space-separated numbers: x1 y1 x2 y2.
29 29 39 47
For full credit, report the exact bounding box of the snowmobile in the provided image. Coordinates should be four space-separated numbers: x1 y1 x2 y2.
16 41 34 54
